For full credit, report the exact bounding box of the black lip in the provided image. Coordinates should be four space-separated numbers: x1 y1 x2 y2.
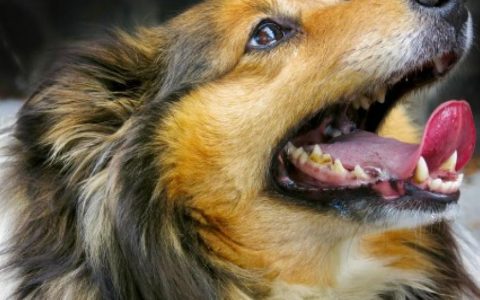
271 165 459 216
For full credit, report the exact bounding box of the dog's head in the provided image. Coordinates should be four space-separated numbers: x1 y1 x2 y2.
12 0 476 298
156 0 473 247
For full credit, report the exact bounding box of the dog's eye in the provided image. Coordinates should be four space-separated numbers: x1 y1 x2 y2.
248 20 292 51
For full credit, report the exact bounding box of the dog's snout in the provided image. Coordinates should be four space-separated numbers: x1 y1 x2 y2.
412 0 468 31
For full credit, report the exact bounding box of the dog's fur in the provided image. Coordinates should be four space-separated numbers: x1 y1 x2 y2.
1 0 480 299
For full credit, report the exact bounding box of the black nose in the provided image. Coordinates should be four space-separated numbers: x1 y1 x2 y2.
413 0 468 31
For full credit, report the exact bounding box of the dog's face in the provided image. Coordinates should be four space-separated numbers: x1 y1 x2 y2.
149 0 474 283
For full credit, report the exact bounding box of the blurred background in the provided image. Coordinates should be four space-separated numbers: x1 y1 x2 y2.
0 0 479 238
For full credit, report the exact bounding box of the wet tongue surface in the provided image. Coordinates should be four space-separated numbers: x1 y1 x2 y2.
321 101 476 179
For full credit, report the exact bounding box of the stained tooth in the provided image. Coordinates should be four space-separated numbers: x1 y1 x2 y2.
322 154 334 165
414 157 429 183
299 152 309 164
332 159 348 175
353 165 370 180
310 152 332 165
429 178 443 191
440 151 457 172
292 147 304 160
360 96 371 110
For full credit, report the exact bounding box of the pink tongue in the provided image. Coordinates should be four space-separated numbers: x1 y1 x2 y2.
321 101 476 179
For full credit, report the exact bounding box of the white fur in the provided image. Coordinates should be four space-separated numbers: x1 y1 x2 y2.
453 224 480 286
376 203 460 230
269 237 434 300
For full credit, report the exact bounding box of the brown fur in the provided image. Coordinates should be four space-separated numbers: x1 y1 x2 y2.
1 0 479 299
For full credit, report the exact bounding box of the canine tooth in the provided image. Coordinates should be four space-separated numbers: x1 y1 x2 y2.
428 178 443 191
353 165 370 180
440 151 457 172
332 159 348 175
299 152 309 165
414 157 429 183
292 147 305 160
360 96 371 110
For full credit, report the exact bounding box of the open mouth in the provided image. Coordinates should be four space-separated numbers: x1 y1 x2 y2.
273 52 476 211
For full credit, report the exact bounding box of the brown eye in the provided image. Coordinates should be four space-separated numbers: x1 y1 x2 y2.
248 21 291 50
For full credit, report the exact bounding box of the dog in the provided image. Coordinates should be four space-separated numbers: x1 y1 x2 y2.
1 0 479 299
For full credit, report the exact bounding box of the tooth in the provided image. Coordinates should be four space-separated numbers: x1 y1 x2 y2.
310 145 323 161
310 150 332 164
312 154 333 165
428 178 443 191
374 87 387 104
444 182 455 193
434 57 446 74
299 152 309 164
332 159 348 175
414 157 430 183
452 175 464 191
456 173 464 185
292 147 305 160
331 129 342 138
286 142 296 155
322 154 333 164
325 125 342 138
360 96 371 110
353 165 370 180
440 151 457 172
452 174 464 190
312 145 323 155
